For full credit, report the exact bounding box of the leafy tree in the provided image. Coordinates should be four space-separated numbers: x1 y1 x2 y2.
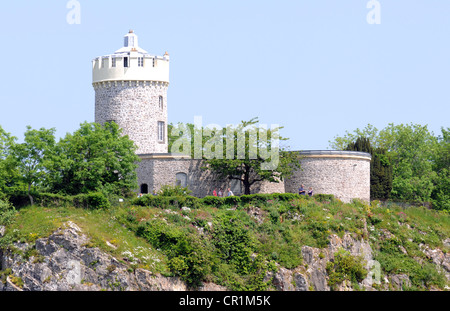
10 126 56 205
333 123 441 203
431 127 450 210
170 118 301 195
329 124 380 150
379 123 437 202
47 122 140 197
0 126 18 195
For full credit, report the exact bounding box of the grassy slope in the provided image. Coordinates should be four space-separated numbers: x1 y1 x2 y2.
1 195 449 290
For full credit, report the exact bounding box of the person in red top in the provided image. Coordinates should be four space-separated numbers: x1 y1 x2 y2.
213 188 217 196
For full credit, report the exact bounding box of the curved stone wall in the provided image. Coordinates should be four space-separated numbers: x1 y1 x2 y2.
284 151 372 203
94 81 168 155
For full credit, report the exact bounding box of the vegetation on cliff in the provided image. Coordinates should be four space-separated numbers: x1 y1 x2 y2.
1 190 448 291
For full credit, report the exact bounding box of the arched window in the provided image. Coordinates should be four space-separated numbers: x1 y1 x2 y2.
140 184 149 194
176 173 188 188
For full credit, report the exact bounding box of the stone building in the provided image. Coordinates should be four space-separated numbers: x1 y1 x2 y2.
92 31 371 202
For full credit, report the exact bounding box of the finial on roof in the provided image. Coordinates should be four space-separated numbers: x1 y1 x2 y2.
129 29 134 33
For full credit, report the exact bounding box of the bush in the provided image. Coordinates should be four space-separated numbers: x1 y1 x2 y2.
201 196 224 207
314 194 335 203
326 249 368 290
0 198 15 225
132 195 201 209
136 219 213 288
35 193 73 208
73 192 110 209
159 185 191 197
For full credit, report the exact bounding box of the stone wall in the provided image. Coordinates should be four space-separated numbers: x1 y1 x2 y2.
284 151 371 203
136 155 285 197
136 151 370 201
94 81 168 155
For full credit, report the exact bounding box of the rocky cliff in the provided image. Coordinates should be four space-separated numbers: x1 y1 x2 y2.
1 221 448 291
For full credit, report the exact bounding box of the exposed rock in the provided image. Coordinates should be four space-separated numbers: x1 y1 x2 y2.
390 274 411 290
1 222 204 291
1 223 447 292
420 243 450 282
271 267 296 291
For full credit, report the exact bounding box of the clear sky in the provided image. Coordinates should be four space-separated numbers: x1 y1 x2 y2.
0 1 448 150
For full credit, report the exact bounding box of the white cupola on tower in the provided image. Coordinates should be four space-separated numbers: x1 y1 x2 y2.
124 30 137 48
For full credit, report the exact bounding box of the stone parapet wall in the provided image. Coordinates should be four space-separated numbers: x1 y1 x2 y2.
284 151 371 202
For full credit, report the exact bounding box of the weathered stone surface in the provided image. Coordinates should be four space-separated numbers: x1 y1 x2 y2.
95 81 168 155
390 274 411 290
285 152 371 203
1 224 446 292
1 222 195 291
137 157 285 197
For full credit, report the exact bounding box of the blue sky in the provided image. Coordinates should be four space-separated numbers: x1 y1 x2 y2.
0 1 448 150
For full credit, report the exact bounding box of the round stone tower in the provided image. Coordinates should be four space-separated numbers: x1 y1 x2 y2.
92 30 170 155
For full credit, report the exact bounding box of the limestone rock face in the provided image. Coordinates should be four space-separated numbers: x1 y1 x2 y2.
0 222 193 291
1 223 447 291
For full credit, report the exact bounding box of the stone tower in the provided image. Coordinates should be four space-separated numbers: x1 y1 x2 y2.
92 30 170 155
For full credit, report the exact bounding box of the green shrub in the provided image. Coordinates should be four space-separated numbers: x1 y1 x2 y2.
132 194 201 209
73 192 110 209
201 196 224 207
314 194 335 203
326 249 368 290
35 193 73 208
0 198 15 225
159 185 191 197
136 219 213 288
375 238 446 289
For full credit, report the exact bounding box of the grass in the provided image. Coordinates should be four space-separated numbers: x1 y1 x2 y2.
1 193 449 290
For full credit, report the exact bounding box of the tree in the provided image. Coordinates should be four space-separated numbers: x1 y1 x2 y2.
333 123 439 203
329 124 380 150
11 126 56 205
431 127 450 210
0 126 18 195
170 118 301 195
47 122 140 197
379 123 437 202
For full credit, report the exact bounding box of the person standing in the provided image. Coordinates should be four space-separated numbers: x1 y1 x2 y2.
227 188 234 197
298 184 306 195
213 188 217 196
308 187 313 197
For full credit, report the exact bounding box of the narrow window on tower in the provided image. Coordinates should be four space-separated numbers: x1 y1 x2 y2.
111 57 116 68
159 96 163 109
157 121 165 142
138 57 144 67
124 57 129 68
